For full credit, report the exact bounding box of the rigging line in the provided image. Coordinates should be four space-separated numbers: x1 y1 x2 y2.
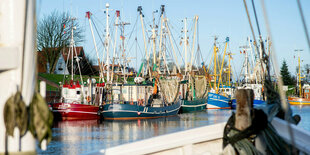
243 0 267 84
92 14 106 31
197 18 203 64
297 0 310 51
242 0 259 54
232 60 239 83
260 0 296 153
251 0 267 60
251 0 262 36
91 16 108 56
136 38 145 59
124 14 139 54
203 46 214 66
167 23 185 64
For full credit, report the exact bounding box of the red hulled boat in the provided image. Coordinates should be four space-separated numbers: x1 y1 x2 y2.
51 80 105 120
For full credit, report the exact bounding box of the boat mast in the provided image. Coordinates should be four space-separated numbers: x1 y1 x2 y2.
213 37 218 92
158 5 165 74
218 37 228 89
111 10 120 83
86 12 104 82
183 18 188 75
68 17 85 99
227 53 233 87
71 24 74 80
296 49 304 97
68 17 77 81
152 10 157 71
190 16 198 73
121 21 130 82
158 6 170 75
105 3 110 83
138 6 150 77
299 52 301 97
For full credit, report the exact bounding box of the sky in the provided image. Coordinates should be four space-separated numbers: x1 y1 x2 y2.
36 0 310 79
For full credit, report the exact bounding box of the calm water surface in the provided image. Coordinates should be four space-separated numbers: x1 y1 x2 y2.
38 106 310 154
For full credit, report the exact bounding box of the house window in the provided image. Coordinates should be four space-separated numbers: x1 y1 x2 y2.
77 91 80 95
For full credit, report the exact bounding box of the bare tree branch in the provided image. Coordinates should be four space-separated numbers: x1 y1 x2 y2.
37 11 84 73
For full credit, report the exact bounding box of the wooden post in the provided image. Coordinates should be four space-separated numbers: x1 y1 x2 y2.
235 89 254 130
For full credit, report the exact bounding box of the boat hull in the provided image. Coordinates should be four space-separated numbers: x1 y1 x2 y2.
288 97 310 105
207 92 231 109
51 103 99 120
180 98 207 113
101 101 181 120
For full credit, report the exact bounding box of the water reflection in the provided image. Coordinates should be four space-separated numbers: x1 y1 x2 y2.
38 110 233 154
291 105 310 131
38 107 310 155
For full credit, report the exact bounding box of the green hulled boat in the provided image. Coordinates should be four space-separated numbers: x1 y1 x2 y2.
180 98 207 113
179 75 209 113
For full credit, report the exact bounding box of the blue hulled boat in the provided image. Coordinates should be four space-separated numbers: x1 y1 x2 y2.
207 92 231 109
99 78 181 120
101 101 181 120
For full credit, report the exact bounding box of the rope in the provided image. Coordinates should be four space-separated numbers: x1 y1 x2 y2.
296 0 310 51
223 108 291 155
243 0 267 83
260 0 297 152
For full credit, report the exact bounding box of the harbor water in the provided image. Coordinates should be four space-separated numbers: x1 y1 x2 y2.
38 106 310 154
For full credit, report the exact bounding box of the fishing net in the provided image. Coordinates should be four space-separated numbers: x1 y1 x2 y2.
159 79 180 103
194 76 208 98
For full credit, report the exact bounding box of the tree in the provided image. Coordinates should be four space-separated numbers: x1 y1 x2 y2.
280 60 294 85
37 11 83 74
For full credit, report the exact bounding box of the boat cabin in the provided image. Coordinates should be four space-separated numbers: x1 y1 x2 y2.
302 84 310 99
219 86 235 98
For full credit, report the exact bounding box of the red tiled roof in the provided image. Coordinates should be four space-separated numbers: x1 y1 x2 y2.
61 46 85 62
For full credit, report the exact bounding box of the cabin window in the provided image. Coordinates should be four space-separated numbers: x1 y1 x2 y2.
305 90 309 93
77 91 80 94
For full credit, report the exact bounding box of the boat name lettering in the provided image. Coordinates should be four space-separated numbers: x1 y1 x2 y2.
58 103 71 109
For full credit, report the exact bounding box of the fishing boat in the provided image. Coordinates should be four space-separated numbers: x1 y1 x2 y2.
206 37 231 109
95 5 181 120
231 37 266 108
91 0 310 154
178 16 208 113
100 80 181 120
51 79 102 120
180 76 208 113
288 52 310 105
50 22 100 120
